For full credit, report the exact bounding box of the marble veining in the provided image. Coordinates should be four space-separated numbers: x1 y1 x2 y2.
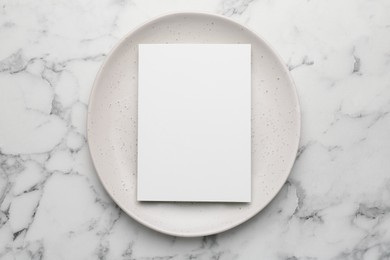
0 0 390 259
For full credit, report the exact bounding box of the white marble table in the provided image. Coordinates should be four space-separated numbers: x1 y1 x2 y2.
1 0 390 259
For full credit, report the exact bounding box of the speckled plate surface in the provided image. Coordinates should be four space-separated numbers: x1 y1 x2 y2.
87 12 300 237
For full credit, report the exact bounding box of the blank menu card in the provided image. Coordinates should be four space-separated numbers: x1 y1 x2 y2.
137 44 251 202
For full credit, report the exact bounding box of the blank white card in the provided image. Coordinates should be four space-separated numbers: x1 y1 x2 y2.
137 44 251 202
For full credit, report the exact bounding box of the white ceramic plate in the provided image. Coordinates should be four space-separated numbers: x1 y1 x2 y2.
87 12 300 237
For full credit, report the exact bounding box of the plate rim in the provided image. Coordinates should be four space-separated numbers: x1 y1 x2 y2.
87 11 301 237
